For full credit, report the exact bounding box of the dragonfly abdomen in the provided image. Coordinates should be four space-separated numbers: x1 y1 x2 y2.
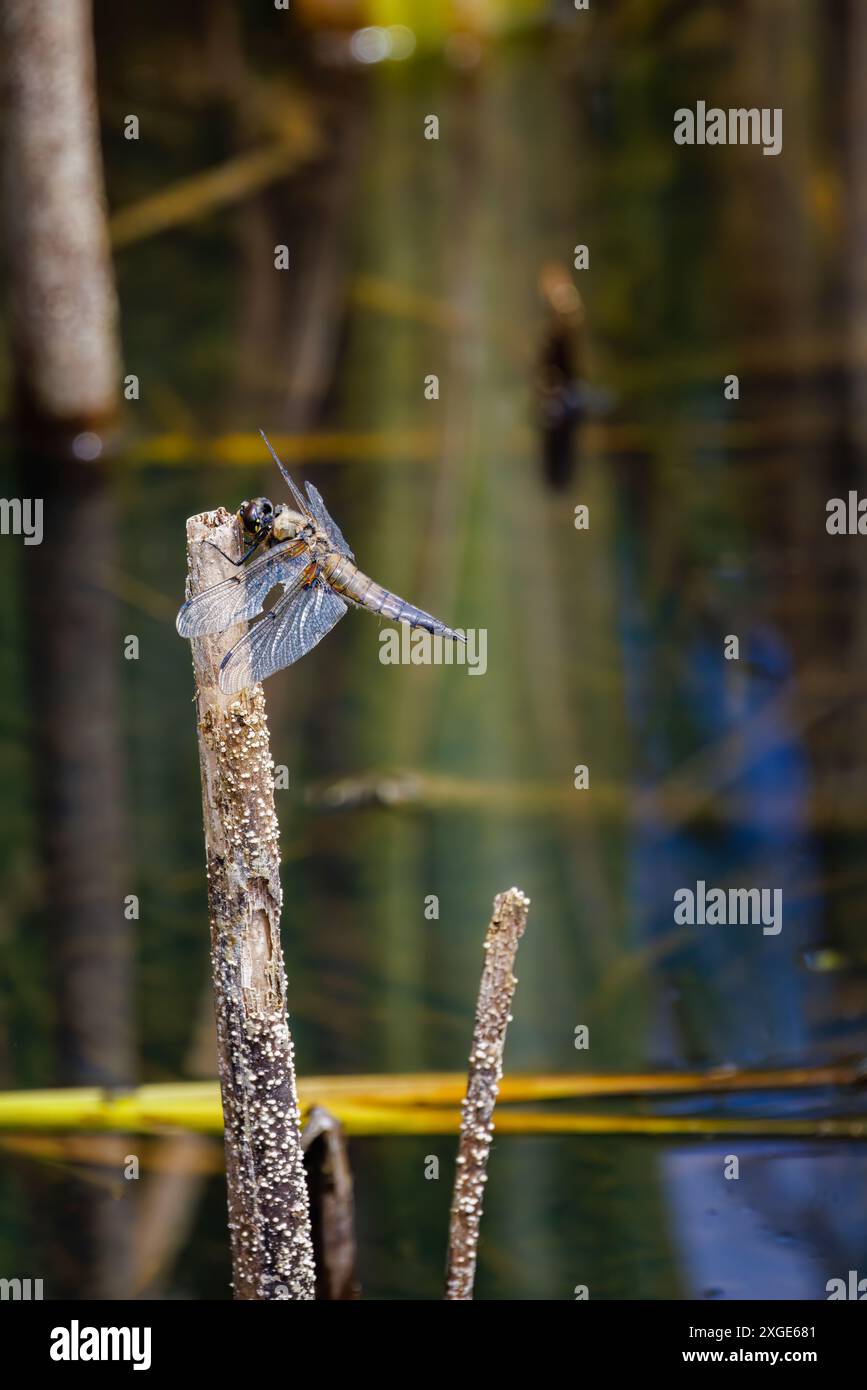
322 553 465 641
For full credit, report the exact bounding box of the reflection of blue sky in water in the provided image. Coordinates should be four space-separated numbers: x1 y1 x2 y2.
622 607 820 1065
616 550 867 1296
661 1146 865 1301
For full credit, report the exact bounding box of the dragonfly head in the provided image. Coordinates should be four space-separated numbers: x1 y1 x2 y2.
238 497 274 536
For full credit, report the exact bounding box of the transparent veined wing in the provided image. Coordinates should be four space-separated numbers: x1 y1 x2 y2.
176 539 309 638
219 579 348 693
305 481 354 559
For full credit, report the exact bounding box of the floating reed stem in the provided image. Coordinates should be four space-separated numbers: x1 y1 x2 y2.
445 886 530 1300
184 508 314 1300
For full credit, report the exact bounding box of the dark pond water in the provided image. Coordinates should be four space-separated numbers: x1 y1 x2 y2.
1 3 866 1299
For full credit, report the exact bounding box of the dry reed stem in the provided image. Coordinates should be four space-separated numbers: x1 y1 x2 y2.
445 886 530 1300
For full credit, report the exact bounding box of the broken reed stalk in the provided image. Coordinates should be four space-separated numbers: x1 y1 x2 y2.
302 1107 360 1300
185 508 314 1300
445 886 530 1301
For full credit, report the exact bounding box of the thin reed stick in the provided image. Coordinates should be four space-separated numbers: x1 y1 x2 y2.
445 887 530 1300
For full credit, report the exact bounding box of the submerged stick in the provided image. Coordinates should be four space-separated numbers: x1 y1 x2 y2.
184 508 314 1300
445 886 530 1300
302 1107 360 1300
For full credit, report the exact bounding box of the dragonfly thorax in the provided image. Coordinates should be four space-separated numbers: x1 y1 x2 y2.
272 503 315 543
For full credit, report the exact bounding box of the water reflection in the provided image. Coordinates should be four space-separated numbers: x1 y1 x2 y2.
13 442 134 1298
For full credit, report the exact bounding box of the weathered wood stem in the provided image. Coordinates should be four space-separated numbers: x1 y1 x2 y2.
184 508 314 1300
445 886 530 1300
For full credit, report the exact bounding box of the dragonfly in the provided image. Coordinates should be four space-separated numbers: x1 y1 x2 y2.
176 431 466 694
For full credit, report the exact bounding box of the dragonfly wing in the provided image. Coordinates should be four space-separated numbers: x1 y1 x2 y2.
259 429 311 515
219 579 348 693
305 481 354 559
176 540 308 637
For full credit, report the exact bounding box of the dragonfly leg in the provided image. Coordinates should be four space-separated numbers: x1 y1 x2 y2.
205 529 268 568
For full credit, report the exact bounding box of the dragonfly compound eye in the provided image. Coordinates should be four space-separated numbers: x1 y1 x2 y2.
238 497 274 533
